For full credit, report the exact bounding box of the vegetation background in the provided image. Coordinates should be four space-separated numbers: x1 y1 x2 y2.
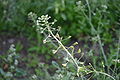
0 0 120 80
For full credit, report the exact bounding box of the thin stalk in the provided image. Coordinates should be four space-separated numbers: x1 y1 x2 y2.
37 32 41 52
84 0 108 65
97 34 108 65
86 0 91 21
113 32 120 72
97 71 115 80
47 27 85 80
89 63 115 80
47 26 79 69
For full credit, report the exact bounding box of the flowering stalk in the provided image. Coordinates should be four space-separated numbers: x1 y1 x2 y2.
28 12 115 80
47 26 79 69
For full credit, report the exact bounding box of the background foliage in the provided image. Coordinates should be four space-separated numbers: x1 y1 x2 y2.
0 0 120 80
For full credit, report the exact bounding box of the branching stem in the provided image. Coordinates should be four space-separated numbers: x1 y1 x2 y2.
47 26 79 69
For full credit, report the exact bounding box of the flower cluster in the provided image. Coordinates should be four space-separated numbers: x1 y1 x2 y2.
7 44 18 66
36 15 51 26
0 44 19 79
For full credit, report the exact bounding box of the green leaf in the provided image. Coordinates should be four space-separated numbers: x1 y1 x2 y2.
0 68 5 75
52 61 59 69
15 68 27 77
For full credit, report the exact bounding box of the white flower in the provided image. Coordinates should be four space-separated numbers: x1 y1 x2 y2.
10 66 15 69
76 1 81 5
14 59 18 65
36 20 39 26
43 39 47 43
10 44 16 52
32 74 37 79
102 5 107 9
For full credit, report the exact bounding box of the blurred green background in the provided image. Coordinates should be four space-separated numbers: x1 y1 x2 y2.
0 0 120 79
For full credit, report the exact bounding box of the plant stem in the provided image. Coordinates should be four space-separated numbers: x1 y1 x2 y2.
85 0 108 66
113 32 120 72
97 34 108 65
47 26 79 69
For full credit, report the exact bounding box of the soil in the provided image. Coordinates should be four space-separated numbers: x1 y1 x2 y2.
0 33 99 64
0 34 29 54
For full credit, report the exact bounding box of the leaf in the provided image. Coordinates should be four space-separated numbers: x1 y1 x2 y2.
15 68 27 77
0 68 5 75
61 13 67 20
5 72 13 77
52 61 59 69
28 47 39 52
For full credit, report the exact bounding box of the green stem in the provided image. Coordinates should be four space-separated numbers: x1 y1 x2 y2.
97 35 108 65
113 32 120 72
47 27 79 69
83 0 108 66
